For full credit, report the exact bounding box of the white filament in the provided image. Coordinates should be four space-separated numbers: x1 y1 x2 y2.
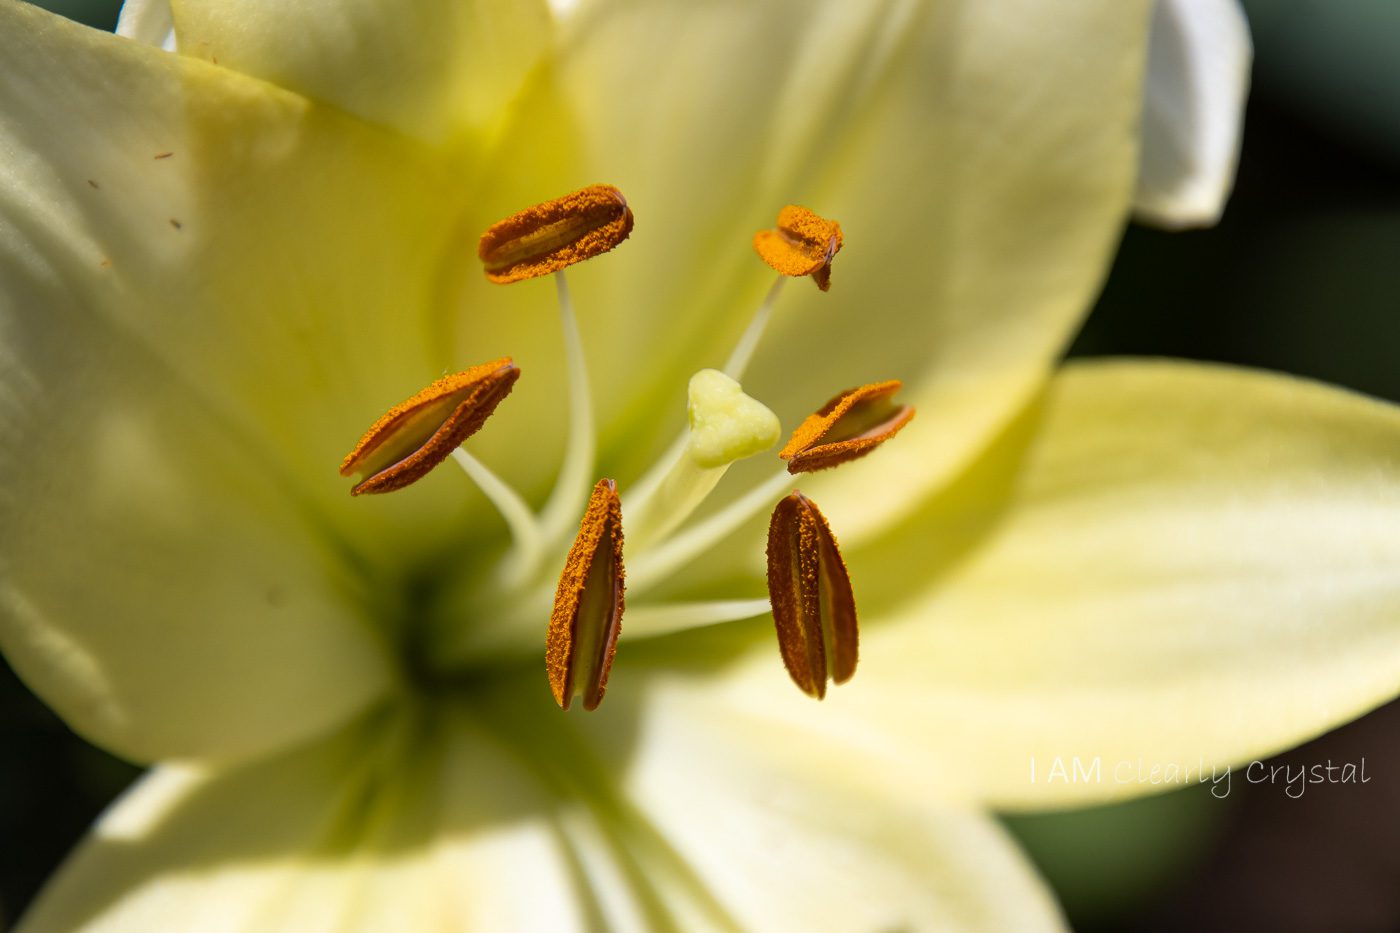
628 468 793 595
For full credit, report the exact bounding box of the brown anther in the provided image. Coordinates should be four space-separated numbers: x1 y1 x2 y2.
752 205 844 291
766 492 857 699
546 479 625 711
780 380 914 474
340 358 519 496
478 184 634 284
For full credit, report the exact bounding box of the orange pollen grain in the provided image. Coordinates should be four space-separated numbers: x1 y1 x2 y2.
545 478 626 712
340 358 519 496
478 184 634 284
752 204 844 291
780 380 915 474
766 492 858 699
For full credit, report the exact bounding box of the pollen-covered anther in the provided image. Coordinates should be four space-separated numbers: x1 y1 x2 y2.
752 204 844 291
780 380 915 474
340 358 519 496
478 184 634 284
546 479 625 711
766 492 857 699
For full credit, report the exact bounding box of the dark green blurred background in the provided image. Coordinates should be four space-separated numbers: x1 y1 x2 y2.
4 1 1398 930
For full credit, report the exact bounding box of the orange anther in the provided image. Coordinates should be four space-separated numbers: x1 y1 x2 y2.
766 492 857 699
340 359 519 495
479 184 634 284
781 381 914 474
546 479 626 711
752 205 844 291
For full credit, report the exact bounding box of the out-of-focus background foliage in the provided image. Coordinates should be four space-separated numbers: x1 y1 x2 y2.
3 1 1398 930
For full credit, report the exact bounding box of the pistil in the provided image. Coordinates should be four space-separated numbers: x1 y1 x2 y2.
624 369 779 551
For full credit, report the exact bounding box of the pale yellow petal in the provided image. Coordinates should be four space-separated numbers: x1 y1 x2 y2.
0 5 489 560
565 693 1066 932
0 5 424 763
618 360 1400 810
23 698 1061 932
19 711 588 932
0 311 395 763
168 0 550 146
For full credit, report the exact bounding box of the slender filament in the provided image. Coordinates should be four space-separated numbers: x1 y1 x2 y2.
627 467 794 594
538 270 598 562
722 276 786 380
451 448 544 573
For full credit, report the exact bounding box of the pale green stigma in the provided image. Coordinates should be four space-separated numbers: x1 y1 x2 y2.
685 369 780 468
624 370 780 552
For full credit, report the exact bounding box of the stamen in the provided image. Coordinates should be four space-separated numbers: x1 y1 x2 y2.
623 598 772 640
625 370 779 550
752 205 844 292
781 380 915 474
340 359 519 496
546 479 625 711
538 270 598 553
478 184 634 284
451 448 544 560
627 467 793 595
766 492 857 699
722 276 786 380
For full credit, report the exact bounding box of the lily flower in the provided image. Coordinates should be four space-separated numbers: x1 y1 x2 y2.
2 0 1397 929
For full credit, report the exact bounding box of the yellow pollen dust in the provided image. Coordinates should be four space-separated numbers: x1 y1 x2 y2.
478 184 634 284
752 204 844 291
340 358 519 496
780 380 915 474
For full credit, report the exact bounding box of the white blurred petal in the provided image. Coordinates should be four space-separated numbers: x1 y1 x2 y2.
1135 0 1253 228
116 0 174 49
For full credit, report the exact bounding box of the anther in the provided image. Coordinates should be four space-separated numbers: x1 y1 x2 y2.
766 492 857 699
752 205 844 291
780 381 914 474
340 358 519 496
546 479 625 711
478 184 634 284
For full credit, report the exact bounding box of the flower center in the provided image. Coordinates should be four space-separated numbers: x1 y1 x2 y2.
337 188 913 709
